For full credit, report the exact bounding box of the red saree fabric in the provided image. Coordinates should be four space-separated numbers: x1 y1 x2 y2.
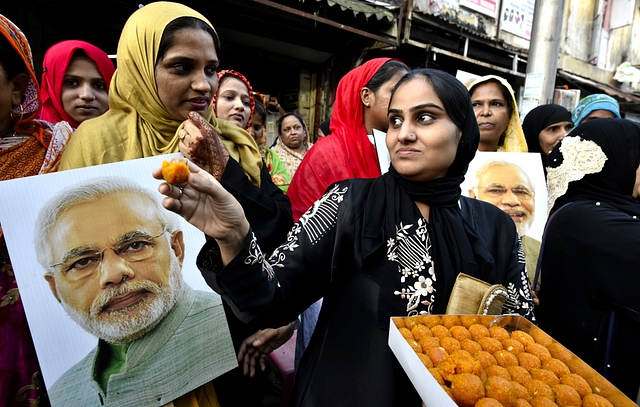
287 58 392 221
0 14 53 406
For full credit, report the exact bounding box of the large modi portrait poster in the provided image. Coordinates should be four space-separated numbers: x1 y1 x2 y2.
0 154 237 407
461 152 548 282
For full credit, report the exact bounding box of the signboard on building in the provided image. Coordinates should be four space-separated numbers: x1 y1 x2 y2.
500 0 535 40
460 0 500 19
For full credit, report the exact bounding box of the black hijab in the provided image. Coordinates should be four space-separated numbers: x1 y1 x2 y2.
547 118 640 217
522 104 572 154
364 69 496 326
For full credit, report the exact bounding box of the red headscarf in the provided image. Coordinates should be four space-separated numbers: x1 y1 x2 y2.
40 40 115 128
287 57 398 221
213 69 255 130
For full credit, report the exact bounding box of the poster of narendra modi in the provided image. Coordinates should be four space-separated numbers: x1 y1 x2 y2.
0 154 236 407
461 152 548 283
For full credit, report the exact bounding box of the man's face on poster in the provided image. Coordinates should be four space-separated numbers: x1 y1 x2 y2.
44 192 185 344
469 163 535 236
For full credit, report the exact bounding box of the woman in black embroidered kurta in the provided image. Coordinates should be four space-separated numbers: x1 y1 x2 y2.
154 69 535 407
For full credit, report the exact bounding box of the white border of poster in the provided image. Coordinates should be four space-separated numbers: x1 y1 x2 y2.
500 0 535 40
461 152 547 242
0 154 230 393
460 0 500 19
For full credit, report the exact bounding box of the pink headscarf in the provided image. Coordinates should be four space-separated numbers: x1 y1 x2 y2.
40 40 114 128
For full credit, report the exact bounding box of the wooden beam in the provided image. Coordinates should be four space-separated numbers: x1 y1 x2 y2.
248 0 398 46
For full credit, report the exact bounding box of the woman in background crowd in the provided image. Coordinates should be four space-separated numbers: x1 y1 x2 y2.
271 111 312 183
536 118 640 400
56 3 292 406
0 14 73 407
250 94 290 191
213 69 253 131
522 103 573 170
40 40 114 129
467 75 528 152
571 93 621 126
155 67 534 406
287 57 409 221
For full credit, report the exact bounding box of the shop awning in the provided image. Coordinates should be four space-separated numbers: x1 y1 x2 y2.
558 70 640 104
315 0 397 21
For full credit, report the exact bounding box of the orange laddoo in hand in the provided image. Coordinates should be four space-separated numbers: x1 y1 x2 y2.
162 160 190 185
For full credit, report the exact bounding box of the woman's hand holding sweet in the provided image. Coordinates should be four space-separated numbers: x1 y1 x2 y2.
177 111 229 181
153 158 248 264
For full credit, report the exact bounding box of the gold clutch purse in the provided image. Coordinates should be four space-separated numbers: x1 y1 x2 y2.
445 273 509 315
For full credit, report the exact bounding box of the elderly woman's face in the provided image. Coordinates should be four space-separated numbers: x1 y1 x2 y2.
539 120 573 155
279 115 306 149
155 28 219 121
386 77 461 182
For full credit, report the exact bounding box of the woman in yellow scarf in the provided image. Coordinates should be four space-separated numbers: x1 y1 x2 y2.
58 3 293 407
467 75 528 152
58 2 262 186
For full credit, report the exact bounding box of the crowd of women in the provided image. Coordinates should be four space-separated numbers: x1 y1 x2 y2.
1 1 639 406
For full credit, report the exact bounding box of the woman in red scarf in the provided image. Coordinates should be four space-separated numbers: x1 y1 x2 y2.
40 40 114 129
287 57 409 221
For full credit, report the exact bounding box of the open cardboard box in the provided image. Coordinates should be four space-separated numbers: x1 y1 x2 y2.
388 314 637 407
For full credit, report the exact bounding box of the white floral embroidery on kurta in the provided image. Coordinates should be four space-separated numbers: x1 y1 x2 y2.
245 232 275 280
268 184 347 271
389 218 436 315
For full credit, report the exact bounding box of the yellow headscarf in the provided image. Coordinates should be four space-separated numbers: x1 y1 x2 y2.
467 75 528 153
59 2 262 186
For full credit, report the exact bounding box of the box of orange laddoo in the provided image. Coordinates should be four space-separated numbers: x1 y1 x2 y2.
388 314 636 407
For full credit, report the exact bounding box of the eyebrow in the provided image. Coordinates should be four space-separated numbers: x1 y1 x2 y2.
162 55 219 65
56 230 156 265
485 183 531 190
63 74 104 81
388 103 444 114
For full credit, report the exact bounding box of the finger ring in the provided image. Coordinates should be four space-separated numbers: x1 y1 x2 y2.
178 187 184 200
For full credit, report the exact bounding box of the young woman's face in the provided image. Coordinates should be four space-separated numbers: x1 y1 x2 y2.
471 82 510 150
215 76 251 128
155 28 219 121
538 120 573 155
61 56 109 124
366 70 408 133
386 77 462 183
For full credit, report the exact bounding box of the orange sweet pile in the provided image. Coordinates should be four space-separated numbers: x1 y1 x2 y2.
395 315 633 407
162 160 190 185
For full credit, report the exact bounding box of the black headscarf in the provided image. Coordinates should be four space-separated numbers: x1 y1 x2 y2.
363 69 496 326
522 103 572 154
547 118 640 217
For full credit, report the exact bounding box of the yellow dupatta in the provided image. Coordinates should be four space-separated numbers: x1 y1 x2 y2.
58 2 262 185
467 75 528 153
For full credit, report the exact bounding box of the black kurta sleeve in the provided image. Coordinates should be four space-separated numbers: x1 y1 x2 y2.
460 197 536 322
220 157 293 253
199 182 350 329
